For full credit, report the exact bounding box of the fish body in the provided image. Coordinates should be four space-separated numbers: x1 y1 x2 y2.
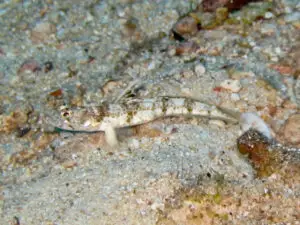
57 96 238 132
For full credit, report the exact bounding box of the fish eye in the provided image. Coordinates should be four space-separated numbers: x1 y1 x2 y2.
62 111 70 117
61 108 72 118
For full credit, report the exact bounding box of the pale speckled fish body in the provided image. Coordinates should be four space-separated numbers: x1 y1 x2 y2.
57 97 238 131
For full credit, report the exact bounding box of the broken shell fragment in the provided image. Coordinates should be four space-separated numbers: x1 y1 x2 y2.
194 63 206 76
240 112 272 139
49 89 63 97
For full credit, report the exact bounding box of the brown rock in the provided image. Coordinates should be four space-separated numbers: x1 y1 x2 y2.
202 0 261 12
276 45 300 78
202 0 228 12
280 114 300 146
237 129 282 177
49 89 63 97
18 59 41 74
173 16 198 37
174 41 199 56
269 64 295 76
30 22 56 44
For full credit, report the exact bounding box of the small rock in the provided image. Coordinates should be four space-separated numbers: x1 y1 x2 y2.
280 114 300 146
202 0 260 12
121 17 140 39
231 93 240 101
194 63 206 76
220 79 242 92
237 129 279 177
264 12 274 19
168 47 176 56
270 56 279 62
18 59 41 74
62 160 77 169
151 202 165 211
175 41 199 56
173 16 198 37
30 22 57 44
182 69 194 78
269 64 294 75
49 89 63 97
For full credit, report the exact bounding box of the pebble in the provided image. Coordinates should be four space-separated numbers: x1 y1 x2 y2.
270 56 279 62
230 71 255 79
208 119 226 128
18 60 41 74
121 18 140 38
202 0 256 12
175 41 199 56
182 69 195 79
62 160 77 169
30 22 57 44
172 16 198 36
264 12 274 19
168 47 176 56
151 202 165 211
220 79 242 93
231 93 240 101
194 63 206 76
280 114 300 146
237 129 275 177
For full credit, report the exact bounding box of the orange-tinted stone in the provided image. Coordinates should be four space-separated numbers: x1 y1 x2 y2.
237 129 282 177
